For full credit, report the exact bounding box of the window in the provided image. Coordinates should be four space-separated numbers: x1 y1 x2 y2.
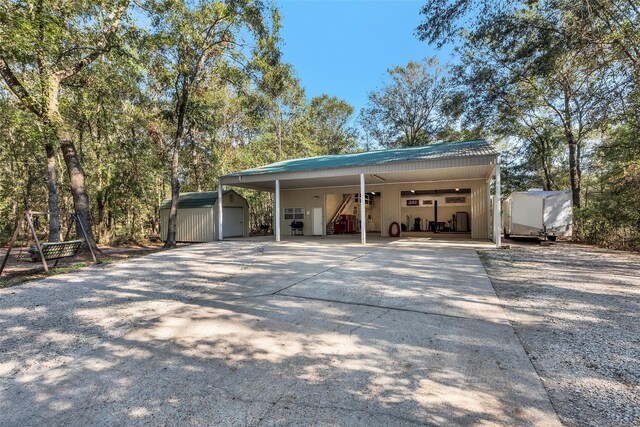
354 193 373 205
284 207 304 220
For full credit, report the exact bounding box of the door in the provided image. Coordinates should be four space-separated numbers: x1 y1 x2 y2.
222 207 244 237
313 207 323 236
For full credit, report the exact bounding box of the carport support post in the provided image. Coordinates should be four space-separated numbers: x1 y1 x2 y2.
486 179 491 239
494 156 502 248
360 173 366 245
218 179 224 240
275 179 281 242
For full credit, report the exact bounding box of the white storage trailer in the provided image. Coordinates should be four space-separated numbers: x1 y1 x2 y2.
160 190 249 242
503 190 573 240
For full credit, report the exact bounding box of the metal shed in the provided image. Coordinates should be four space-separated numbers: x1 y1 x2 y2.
160 190 248 242
218 139 503 247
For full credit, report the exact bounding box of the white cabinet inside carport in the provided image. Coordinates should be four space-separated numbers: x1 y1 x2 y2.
222 207 244 237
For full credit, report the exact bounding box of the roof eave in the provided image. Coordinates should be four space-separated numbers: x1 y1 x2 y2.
220 152 498 186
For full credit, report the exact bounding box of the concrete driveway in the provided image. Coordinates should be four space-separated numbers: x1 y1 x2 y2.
0 238 560 426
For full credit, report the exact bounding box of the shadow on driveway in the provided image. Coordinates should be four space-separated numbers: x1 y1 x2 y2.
0 239 560 426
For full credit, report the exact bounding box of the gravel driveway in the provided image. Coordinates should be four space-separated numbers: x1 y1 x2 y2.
0 238 560 426
479 243 640 426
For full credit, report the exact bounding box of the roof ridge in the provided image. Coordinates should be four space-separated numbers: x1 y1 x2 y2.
255 138 488 166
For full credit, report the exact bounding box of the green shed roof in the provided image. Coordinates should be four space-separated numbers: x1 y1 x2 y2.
224 139 496 177
160 190 231 210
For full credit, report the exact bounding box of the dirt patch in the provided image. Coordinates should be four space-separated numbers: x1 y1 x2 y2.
478 243 640 426
0 243 187 288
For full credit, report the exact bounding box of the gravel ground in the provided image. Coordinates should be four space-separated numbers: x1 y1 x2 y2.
478 243 640 427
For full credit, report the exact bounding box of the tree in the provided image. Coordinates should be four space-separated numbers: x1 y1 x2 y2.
417 0 628 208
307 95 357 155
0 0 131 247
146 0 281 248
359 58 450 148
0 1 359 249
579 115 640 250
563 0 640 76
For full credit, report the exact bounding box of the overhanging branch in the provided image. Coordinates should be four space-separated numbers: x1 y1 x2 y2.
0 55 42 116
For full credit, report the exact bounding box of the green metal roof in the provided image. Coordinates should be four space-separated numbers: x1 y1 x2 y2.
160 190 231 210
224 139 496 177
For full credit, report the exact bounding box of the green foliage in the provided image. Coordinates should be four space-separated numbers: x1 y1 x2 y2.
578 119 640 250
360 58 453 148
0 1 360 244
418 0 639 249
307 95 357 155
0 95 48 236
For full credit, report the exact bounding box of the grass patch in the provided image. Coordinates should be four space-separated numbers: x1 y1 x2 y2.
47 262 94 275
0 247 162 289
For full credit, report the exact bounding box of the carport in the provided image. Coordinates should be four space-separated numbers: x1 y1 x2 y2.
218 139 502 247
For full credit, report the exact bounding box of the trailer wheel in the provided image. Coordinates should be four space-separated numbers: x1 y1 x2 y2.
548 235 557 242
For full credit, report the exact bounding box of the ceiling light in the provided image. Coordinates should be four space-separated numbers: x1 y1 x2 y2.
371 191 376 195
410 190 415 193
455 188 459 191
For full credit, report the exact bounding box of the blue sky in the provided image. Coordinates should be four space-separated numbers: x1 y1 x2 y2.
277 0 454 115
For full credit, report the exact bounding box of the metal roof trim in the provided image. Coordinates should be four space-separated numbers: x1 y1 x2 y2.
159 190 235 210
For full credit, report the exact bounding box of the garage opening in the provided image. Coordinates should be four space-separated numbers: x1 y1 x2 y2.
325 192 381 236
400 188 472 236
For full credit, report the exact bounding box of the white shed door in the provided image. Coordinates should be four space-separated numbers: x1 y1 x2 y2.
313 207 323 236
222 207 244 237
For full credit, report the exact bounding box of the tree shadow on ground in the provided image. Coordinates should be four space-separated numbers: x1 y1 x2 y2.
1 240 558 426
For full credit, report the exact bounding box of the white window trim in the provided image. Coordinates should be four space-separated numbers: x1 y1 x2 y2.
284 207 304 221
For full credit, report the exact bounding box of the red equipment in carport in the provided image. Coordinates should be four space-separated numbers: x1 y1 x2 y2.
333 214 357 234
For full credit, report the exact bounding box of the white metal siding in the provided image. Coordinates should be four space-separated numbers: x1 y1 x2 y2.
160 190 249 242
160 207 214 242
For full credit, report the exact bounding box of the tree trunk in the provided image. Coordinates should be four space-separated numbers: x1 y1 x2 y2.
41 74 100 252
563 86 581 208
97 187 105 241
539 139 556 191
164 90 188 249
164 137 181 248
542 162 553 191
568 137 581 208
189 123 202 192
59 134 97 248
45 143 61 242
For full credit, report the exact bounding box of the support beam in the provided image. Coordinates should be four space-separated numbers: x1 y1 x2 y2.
486 179 491 239
434 200 438 232
275 179 281 242
218 179 224 241
0 216 24 276
75 213 97 262
494 156 502 248
360 173 366 245
26 211 48 273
